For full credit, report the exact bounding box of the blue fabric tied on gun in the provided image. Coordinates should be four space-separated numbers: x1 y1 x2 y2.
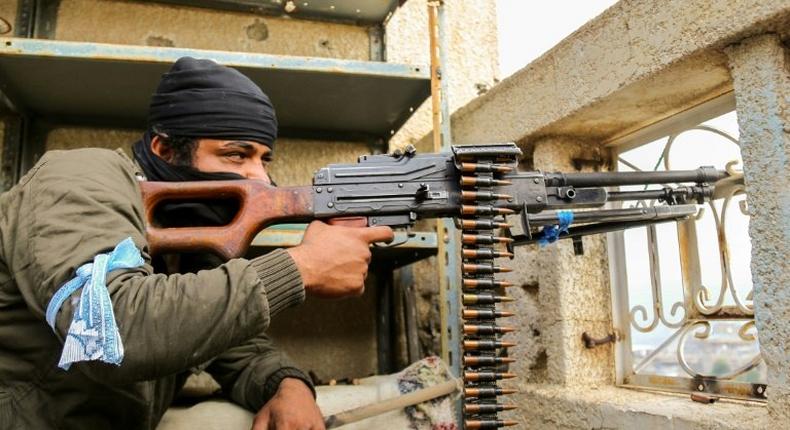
46 237 144 370
536 210 574 246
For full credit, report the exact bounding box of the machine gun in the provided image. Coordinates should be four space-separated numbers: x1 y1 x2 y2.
140 142 735 429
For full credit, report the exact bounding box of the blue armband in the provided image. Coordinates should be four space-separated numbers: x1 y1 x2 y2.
45 237 144 370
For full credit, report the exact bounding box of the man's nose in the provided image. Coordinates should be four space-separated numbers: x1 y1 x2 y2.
245 163 271 184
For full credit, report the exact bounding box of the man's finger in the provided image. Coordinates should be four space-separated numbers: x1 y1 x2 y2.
251 414 269 430
360 226 395 243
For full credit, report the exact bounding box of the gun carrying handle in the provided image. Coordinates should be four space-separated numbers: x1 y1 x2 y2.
140 181 315 260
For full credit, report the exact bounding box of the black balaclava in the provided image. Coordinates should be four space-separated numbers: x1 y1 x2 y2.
133 57 278 230
133 56 278 183
148 56 276 148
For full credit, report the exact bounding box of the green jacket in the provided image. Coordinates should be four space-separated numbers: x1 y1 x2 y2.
0 148 310 429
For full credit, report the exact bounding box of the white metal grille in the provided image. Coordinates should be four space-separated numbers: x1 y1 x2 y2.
609 111 766 400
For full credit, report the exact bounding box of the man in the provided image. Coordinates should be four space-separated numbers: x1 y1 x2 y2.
0 57 393 429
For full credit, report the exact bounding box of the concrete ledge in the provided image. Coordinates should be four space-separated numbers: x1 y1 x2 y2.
509 384 768 430
451 0 789 147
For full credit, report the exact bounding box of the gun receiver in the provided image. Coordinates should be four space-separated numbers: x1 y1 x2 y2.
140 143 731 259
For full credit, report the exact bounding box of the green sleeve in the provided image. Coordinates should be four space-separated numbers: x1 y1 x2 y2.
10 149 304 384
207 333 315 412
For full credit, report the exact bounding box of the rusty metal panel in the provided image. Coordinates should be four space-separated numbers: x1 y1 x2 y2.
625 373 766 402
138 0 404 25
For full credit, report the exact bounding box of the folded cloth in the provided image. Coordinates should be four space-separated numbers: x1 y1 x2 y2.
46 237 144 370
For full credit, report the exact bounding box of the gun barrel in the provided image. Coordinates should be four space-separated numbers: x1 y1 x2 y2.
528 205 697 226
544 167 726 187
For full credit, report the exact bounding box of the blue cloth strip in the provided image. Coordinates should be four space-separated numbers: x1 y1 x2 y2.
536 210 574 246
46 237 144 370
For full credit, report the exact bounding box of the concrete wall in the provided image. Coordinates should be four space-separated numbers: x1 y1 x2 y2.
1 0 500 380
725 33 790 426
387 0 500 152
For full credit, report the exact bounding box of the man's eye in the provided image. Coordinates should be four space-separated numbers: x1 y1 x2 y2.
225 153 245 161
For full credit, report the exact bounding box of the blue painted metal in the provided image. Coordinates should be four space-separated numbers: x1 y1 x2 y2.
0 37 430 140
0 37 426 78
141 0 404 25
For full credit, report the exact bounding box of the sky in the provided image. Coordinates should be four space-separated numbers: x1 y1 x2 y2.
494 1 752 351
496 0 618 78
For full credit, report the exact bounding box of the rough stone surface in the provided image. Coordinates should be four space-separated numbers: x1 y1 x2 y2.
508 384 767 430
532 139 614 387
387 0 499 152
450 0 790 147
725 34 790 426
54 0 369 60
492 242 546 382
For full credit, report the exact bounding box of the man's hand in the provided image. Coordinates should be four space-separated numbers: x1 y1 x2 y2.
251 378 324 430
287 220 394 298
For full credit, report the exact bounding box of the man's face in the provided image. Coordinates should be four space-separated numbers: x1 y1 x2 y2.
192 138 273 183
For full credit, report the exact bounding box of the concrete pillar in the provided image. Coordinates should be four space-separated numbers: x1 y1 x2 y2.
530 138 614 387
725 34 789 424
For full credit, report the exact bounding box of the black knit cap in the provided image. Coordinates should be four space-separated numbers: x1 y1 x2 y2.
147 57 278 148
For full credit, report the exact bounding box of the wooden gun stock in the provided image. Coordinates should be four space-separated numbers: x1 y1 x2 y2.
140 180 315 260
